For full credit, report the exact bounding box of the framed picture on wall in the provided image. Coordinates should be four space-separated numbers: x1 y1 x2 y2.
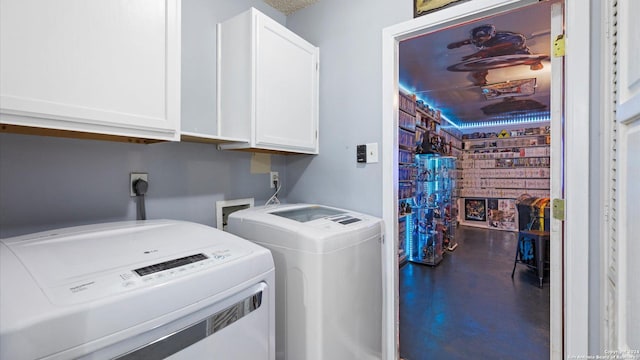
464 198 486 222
487 198 517 230
414 0 469 18
481 78 537 100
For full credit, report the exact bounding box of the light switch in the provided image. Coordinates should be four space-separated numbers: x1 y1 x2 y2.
356 145 367 163
366 143 379 163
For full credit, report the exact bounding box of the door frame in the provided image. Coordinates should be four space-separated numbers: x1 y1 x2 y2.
381 0 591 358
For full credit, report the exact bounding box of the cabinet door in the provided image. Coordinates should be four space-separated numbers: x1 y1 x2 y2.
0 0 180 141
254 14 319 154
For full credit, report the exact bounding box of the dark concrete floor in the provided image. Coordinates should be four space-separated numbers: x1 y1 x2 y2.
399 226 550 360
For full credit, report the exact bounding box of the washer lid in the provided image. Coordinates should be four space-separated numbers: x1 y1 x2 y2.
0 220 259 305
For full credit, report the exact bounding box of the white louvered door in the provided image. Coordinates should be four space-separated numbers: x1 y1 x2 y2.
613 0 640 352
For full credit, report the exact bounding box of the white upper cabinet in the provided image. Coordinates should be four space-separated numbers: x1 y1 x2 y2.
217 8 319 154
0 0 180 141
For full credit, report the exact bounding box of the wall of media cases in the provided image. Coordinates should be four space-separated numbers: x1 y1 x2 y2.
459 127 551 231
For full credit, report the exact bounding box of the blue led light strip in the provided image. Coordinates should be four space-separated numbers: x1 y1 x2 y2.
457 111 551 129
398 84 551 129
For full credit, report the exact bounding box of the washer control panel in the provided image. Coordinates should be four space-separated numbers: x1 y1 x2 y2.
49 247 249 305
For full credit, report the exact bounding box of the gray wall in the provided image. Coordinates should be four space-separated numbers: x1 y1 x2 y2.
285 1 412 217
0 133 286 237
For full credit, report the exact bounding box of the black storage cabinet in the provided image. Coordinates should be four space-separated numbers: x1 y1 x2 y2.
516 196 550 231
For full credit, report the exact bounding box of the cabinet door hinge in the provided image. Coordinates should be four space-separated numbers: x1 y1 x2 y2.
552 198 565 221
553 34 565 57
315 130 318 139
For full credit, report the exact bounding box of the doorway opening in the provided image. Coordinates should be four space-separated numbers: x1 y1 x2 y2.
382 0 591 359
396 2 557 358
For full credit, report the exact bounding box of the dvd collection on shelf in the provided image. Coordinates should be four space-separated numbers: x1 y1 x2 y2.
459 128 551 230
397 92 552 264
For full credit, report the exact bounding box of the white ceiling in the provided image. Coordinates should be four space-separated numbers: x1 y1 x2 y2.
263 0 319 15
400 1 555 126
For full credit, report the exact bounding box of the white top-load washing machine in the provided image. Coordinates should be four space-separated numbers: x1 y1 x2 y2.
227 204 383 360
0 220 275 360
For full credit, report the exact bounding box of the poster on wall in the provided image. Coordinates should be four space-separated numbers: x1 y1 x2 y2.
481 78 537 100
488 198 518 230
414 0 469 17
464 198 486 222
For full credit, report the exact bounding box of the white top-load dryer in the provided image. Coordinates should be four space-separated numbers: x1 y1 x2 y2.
227 204 383 360
0 220 275 360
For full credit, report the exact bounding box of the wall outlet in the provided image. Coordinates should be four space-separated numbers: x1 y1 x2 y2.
366 143 379 163
130 172 148 196
270 171 279 188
